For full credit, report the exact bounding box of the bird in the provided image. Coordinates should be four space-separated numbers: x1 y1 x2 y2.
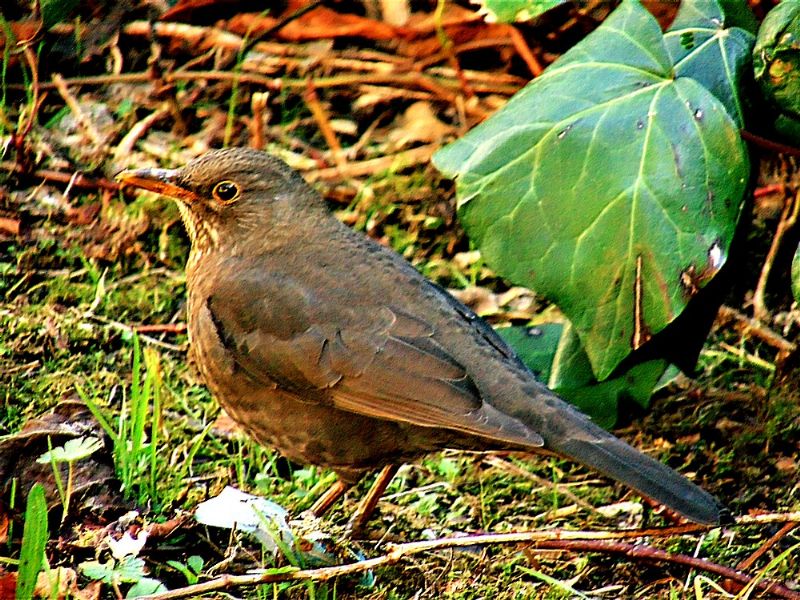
117 147 725 529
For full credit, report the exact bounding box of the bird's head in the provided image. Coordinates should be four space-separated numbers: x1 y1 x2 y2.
117 148 319 250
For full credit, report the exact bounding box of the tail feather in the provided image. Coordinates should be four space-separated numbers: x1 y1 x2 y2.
552 425 724 525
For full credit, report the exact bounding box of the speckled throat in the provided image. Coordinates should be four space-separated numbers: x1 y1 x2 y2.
175 201 221 274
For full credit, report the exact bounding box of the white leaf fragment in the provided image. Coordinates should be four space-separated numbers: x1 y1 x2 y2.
194 486 293 552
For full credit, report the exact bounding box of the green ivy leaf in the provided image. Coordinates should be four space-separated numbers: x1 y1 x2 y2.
753 0 800 143
547 324 667 427
792 243 800 303
434 0 749 380
473 0 568 23
493 323 564 382
664 0 756 126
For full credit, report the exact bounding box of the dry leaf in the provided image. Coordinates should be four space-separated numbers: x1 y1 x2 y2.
228 6 401 42
387 102 454 149
36 567 102 600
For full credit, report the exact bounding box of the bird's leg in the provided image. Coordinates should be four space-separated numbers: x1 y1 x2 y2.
309 479 350 517
346 464 399 534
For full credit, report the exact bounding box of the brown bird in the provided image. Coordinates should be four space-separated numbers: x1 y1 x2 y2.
118 148 725 529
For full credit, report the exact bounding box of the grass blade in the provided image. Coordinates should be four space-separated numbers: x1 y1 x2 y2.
16 483 49 600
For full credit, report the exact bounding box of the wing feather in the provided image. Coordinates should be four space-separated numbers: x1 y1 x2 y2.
205 279 542 448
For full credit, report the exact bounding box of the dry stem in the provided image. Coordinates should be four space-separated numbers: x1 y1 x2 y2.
136 512 800 600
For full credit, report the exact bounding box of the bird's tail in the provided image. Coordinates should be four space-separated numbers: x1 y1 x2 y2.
540 402 725 525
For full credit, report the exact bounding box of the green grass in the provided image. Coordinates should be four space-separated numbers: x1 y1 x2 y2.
78 334 164 505
16 483 48 600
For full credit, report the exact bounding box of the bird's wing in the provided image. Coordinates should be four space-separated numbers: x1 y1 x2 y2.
204 272 542 449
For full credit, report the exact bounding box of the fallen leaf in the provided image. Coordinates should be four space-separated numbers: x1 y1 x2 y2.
0 401 120 519
0 571 17 599
0 217 21 236
228 6 402 42
387 101 455 149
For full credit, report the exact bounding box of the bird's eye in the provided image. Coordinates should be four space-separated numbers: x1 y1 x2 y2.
212 180 240 204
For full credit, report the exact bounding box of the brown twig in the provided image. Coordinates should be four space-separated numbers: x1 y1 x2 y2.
303 79 346 170
736 520 798 571
426 64 525 89
755 183 787 198
529 540 800 599
506 25 543 77
414 37 516 70
164 69 280 90
11 72 152 89
717 304 796 359
84 314 184 352
133 323 187 335
0 161 120 192
238 0 325 57
306 144 437 182
134 512 800 600
22 67 521 100
433 0 474 100
249 92 269 150
355 84 435 104
112 105 171 165
752 190 800 322
742 130 800 157
4 42 44 173
52 73 104 146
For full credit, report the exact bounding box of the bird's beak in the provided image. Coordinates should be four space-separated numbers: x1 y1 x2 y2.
116 167 201 203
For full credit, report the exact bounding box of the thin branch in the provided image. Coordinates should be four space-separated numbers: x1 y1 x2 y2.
529 540 800 600
506 24 543 76
238 0 325 57
753 190 800 322
736 521 798 571
305 144 437 182
84 313 184 352
136 513 800 600
303 79 346 170
52 73 104 145
742 130 800 157
133 323 187 335
249 91 269 150
0 161 121 192
717 305 796 356
112 105 171 165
